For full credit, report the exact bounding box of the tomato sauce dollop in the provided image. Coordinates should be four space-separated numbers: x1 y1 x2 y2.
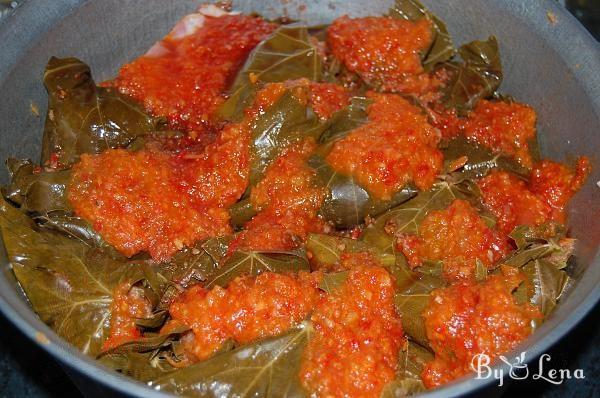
328 16 438 95
69 120 250 261
397 199 511 282
309 82 350 119
115 13 275 133
300 259 404 398
229 139 328 252
478 171 552 235
422 267 542 388
463 100 538 169
163 271 322 363
326 92 443 200
529 157 590 221
478 165 589 235
102 283 153 351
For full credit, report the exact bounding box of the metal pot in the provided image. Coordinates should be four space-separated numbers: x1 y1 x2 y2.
0 0 598 396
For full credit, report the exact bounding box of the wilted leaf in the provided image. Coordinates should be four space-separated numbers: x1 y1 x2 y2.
3 158 71 213
41 57 162 168
309 153 417 229
509 223 566 250
398 340 434 380
306 233 395 269
99 324 189 357
150 322 312 397
441 137 529 179
159 236 232 289
380 340 432 397
439 36 502 115
505 224 571 269
228 198 258 230
249 89 327 186
394 275 445 347
521 259 570 316
99 352 176 382
475 259 488 282
389 0 455 70
33 211 108 248
0 198 150 356
307 233 413 290
201 236 232 265
219 25 322 121
206 250 310 288
318 97 370 144
318 271 349 294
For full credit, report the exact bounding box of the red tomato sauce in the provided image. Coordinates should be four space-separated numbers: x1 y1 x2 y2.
102 284 153 351
300 261 404 398
478 170 554 235
422 267 542 388
309 82 350 119
397 199 511 282
115 14 275 133
327 16 439 95
69 120 250 261
529 157 590 221
326 92 443 199
163 271 322 363
228 139 328 252
463 100 537 169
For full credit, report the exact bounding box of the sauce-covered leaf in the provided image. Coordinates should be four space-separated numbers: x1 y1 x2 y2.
309 153 417 229
249 89 326 185
318 271 350 294
205 249 310 288
306 233 395 269
362 181 479 253
318 97 370 144
150 322 312 397
306 233 414 290
0 198 151 356
220 25 322 121
310 98 418 228
442 136 529 179
439 36 502 115
41 57 162 168
394 275 446 347
380 340 433 397
389 0 455 70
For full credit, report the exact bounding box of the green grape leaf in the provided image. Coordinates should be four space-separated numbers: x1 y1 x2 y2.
318 271 350 294
394 275 446 347
41 57 162 168
219 25 322 121
205 250 310 288
439 36 502 115
150 322 312 397
389 0 455 70
0 198 154 356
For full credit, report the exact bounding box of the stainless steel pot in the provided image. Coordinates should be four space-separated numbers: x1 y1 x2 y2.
0 1 598 397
